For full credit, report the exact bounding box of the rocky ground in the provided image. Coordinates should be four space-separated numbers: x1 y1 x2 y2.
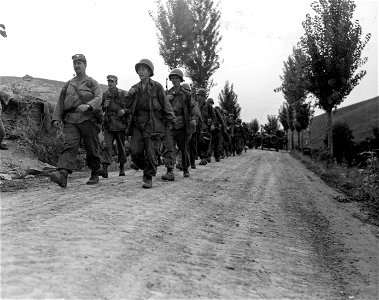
1 148 378 299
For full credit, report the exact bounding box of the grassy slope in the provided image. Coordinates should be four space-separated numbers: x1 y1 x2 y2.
307 96 379 148
0 76 108 103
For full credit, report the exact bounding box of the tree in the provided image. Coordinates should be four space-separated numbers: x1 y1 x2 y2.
151 0 222 90
294 102 313 151
0 24 7 38
275 45 309 151
186 0 222 90
218 81 241 118
249 118 259 134
301 0 371 157
150 0 194 69
263 115 280 134
278 103 290 148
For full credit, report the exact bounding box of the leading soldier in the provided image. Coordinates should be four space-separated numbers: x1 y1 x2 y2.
50 54 103 188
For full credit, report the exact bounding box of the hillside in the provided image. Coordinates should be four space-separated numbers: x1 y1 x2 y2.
307 96 379 148
0 76 108 104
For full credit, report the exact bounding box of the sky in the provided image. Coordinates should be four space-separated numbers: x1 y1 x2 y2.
1 0 378 125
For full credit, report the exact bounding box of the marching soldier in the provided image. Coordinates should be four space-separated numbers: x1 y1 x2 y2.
196 88 216 165
124 59 175 188
99 75 129 178
161 68 199 180
50 54 103 188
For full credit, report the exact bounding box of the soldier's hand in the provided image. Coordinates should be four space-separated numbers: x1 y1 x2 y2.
52 120 60 129
127 87 137 96
190 119 196 127
210 125 215 131
117 109 125 117
76 104 88 112
167 95 174 101
104 99 110 107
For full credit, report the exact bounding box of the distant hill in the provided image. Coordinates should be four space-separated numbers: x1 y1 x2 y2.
0 76 108 104
307 96 379 148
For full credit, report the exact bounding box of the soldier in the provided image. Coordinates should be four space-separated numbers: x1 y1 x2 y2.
50 54 103 188
98 75 129 178
182 83 202 169
0 90 17 150
161 68 198 180
196 88 216 165
124 59 175 189
222 110 232 157
229 113 237 156
207 100 225 162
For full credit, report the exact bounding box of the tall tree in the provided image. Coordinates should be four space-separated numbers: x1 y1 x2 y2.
276 45 309 150
301 0 371 157
186 0 222 90
278 103 290 147
150 0 222 90
218 81 241 118
150 0 194 69
263 115 280 134
0 24 7 38
294 101 313 151
249 118 259 134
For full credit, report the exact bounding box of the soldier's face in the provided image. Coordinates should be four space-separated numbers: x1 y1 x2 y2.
137 66 150 81
73 60 86 76
170 75 181 87
107 79 117 89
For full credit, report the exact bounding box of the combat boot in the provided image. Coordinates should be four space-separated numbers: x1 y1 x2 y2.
183 169 190 178
50 169 68 188
199 159 207 165
86 171 99 185
206 157 211 163
176 162 183 170
215 157 220 162
161 168 175 181
142 174 152 188
119 163 125 176
98 164 108 178
191 163 196 169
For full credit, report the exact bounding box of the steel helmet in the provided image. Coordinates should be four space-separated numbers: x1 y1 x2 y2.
181 83 191 93
196 88 207 96
207 98 214 104
135 59 154 76
169 68 184 82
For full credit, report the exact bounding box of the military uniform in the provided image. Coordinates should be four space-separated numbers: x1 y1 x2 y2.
100 75 129 176
125 78 175 180
52 75 102 172
198 97 216 164
163 85 198 175
50 54 102 187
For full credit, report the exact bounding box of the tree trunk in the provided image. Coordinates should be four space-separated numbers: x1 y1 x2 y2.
296 129 301 150
326 110 333 158
301 130 304 153
291 129 295 151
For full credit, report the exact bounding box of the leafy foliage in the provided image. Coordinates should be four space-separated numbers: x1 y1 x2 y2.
263 115 281 134
151 0 222 90
248 118 259 134
218 81 240 118
301 0 371 155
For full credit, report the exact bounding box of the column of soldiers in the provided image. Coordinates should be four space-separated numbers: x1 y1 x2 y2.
50 54 251 189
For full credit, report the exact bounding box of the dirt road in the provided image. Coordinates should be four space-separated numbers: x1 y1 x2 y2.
1 150 377 299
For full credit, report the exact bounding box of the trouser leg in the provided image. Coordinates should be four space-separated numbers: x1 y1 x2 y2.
79 120 101 171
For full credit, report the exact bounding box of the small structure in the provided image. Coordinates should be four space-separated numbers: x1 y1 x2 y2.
23 74 33 81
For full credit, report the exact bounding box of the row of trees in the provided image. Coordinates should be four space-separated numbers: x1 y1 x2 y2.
276 0 371 157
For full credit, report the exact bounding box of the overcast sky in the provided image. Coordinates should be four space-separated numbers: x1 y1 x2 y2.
1 0 377 125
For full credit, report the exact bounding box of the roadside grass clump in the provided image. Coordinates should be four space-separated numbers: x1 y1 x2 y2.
291 150 379 225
